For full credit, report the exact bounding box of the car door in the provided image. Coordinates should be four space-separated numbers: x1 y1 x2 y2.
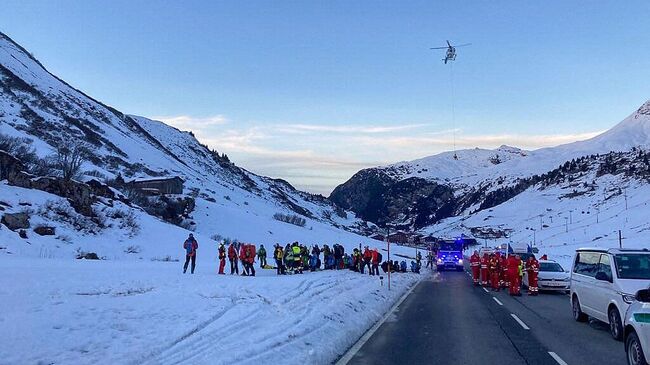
574 252 600 316
590 254 614 322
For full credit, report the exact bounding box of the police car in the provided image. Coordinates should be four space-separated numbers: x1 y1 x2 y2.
624 288 650 365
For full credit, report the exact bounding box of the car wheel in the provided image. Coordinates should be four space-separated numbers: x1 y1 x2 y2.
626 330 649 365
572 295 588 322
608 307 624 341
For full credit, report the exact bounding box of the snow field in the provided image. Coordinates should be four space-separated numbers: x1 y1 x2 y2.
0 257 420 365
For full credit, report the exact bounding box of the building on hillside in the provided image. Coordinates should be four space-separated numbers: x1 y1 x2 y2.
128 176 184 195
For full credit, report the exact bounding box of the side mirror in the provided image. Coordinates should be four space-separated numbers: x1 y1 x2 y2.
636 289 650 303
595 271 612 283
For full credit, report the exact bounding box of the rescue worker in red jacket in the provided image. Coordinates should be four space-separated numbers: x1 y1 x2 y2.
489 253 501 291
363 246 373 274
228 243 239 275
183 233 198 274
500 253 509 289
371 249 380 276
241 244 256 276
469 251 481 285
507 254 523 296
218 242 226 275
480 253 490 286
526 255 540 296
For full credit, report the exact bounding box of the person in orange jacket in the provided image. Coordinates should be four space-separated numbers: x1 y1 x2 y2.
469 251 481 285
489 253 501 291
370 249 380 276
480 253 490 286
507 254 523 296
241 243 256 276
526 255 540 296
227 243 239 275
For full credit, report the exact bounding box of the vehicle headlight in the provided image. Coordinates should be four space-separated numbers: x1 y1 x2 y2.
622 293 636 304
458 259 464 264
561 277 570 282
437 258 443 264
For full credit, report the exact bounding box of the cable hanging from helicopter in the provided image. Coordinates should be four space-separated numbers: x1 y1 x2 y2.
430 40 471 160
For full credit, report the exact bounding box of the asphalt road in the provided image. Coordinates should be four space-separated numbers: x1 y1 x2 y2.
344 270 624 365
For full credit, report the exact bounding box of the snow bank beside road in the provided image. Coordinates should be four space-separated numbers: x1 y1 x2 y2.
0 257 420 365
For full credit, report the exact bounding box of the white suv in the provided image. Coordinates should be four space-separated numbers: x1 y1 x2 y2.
570 248 650 341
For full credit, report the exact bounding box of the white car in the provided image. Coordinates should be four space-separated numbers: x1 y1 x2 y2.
624 288 650 365
570 248 650 341
523 260 570 293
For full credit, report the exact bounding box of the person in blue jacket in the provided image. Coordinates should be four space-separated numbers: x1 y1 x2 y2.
410 261 420 274
400 260 407 273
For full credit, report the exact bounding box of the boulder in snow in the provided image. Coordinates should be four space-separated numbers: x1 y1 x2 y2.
1 212 30 230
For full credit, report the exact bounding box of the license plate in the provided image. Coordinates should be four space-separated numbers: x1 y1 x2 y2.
543 282 566 287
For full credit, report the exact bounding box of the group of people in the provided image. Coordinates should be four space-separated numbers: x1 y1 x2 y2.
469 250 540 296
181 234 421 277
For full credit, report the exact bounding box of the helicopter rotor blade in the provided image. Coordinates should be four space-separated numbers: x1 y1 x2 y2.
455 43 472 47
430 46 448 49
446 40 451 47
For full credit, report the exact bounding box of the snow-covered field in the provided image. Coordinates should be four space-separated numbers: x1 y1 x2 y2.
0 257 420 365
0 182 421 365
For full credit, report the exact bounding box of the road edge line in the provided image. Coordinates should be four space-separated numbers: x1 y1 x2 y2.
510 313 530 330
334 277 421 365
492 297 503 306
548 351 569 365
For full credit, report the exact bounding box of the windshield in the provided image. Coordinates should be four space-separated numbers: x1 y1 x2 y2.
540 262 564 272
614 254 650 279
438 242 461 251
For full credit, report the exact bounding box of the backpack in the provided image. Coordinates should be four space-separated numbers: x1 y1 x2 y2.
377 252 383 263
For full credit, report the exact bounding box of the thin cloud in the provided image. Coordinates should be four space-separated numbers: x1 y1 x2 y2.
353 131 604 150
152 115 229 130
277 123 429 134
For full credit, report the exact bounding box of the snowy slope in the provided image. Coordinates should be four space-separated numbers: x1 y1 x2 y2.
332 99 650 231
0 31 369 242
381 100 650 187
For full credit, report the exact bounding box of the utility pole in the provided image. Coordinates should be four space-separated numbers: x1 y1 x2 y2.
624 189 628 210
596 208 599 224
564 217 569 233
619 230 622 249
386 226 391 291
569 210 573 224
540 215 543 230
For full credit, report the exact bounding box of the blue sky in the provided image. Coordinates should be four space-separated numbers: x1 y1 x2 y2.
2 1 650 194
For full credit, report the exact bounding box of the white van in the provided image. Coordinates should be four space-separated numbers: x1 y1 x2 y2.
570 248 650 341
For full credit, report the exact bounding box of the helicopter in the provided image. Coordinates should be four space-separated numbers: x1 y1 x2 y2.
430 40 471 64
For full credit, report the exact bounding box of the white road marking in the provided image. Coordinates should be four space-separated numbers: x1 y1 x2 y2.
492 297 503 306
335 278 421 365
482 287 489 293
510 313 530 330
548 351 569 365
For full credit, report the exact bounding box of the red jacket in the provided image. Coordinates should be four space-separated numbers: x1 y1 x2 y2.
228 244 237 259
526 257 539 273
507 256 521 272
470 253 480 267
242 244 256 264
363 248 372 261
371 249 379 264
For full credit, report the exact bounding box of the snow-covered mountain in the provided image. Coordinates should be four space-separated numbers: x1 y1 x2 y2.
0 31 377 259
331 99 650 234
